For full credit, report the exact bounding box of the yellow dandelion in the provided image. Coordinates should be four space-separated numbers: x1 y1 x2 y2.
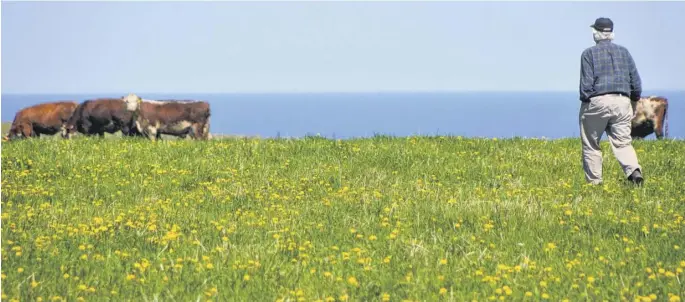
440 287 448 295
347 276 359 287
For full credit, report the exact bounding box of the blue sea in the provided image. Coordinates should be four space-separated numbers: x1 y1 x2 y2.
2 91 683 140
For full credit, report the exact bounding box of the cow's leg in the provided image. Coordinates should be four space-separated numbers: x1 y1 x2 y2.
81 120 94 137
146 127 158 141
196 118 210 140
189 123 200 140
192 122 209 140
653 107 666 139
120 124 132 137
20 124 33 139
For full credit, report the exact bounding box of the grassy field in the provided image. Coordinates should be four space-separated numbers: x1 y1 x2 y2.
1 135 684 302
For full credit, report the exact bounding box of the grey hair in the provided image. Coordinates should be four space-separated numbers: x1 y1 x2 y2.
592 28 614 42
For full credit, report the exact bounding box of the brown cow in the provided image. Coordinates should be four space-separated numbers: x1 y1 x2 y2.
4 101 78 141
63 94 142 138
135 99 211 141
631 96 669 139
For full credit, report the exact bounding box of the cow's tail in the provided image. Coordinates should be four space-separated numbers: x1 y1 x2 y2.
663 97 669 139
203 103 211 139
203 116 211 139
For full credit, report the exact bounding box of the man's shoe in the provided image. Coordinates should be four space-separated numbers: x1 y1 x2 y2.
627 169 644 186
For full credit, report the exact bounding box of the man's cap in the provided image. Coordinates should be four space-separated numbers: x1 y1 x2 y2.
591 17 614 32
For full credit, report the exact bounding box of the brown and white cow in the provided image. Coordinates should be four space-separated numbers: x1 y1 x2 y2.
63 94 142 138
4 101 79 141
134 99 211 141
631 96 669 139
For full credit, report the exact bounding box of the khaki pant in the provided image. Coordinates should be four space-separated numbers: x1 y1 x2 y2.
579 94 641 184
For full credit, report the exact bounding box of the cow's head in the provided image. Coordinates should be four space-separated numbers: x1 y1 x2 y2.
62 123 78 139
5 125 24 141
122 93 142 111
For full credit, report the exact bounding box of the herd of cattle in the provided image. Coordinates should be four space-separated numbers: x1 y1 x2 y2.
4 94 211 141
3 94 670 142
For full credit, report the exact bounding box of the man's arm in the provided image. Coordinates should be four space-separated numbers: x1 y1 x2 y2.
579 49 595 102
626 50 642 102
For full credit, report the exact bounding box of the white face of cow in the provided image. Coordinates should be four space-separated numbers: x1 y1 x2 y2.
122 93 142 111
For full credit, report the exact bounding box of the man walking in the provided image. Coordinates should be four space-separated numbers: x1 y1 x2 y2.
578 17 644 185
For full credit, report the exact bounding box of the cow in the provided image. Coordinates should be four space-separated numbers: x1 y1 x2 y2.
631 96 669 140
4 101 78 141
134 99 211 141
63 94 142 138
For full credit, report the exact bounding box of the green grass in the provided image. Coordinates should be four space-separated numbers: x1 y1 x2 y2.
1 136 684 302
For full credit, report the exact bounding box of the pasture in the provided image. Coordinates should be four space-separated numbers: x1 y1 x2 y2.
1 135 684 301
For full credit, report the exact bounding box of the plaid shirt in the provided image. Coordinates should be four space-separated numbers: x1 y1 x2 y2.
579 40 642 102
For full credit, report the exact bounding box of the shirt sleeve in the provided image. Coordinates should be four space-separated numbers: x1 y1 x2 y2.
626 50 642 101
579 49 594 102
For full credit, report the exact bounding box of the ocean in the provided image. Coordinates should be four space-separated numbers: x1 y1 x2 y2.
1 91 682 140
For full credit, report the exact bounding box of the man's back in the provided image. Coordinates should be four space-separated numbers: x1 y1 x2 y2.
580 40 642 102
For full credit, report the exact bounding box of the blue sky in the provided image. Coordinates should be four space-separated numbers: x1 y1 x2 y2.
1 1 684 94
